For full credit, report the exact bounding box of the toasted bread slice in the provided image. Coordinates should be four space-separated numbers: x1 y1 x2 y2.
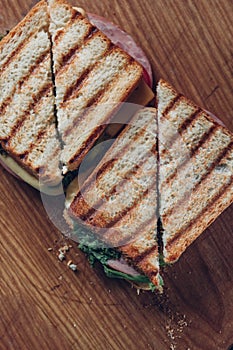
157 79 233 263
0 0 61 185
66 108 161 288
47 0 143 173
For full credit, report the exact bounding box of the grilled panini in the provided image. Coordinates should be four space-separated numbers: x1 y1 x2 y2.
66 108 161 288
0 0 61 187
157 79 233 264
47 0 144 173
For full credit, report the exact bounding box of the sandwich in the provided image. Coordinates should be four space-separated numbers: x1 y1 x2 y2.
1 0 232 292
157 79 233 264
65 80 233 291
65 107 163 291
0 0 62 194
0 0 154 194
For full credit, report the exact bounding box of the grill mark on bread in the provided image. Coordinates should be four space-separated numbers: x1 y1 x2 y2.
159 108 202 155
75 150 156 226
68 124 106 167
18 128 48 160
61 46 124 106
0 50 50 116
82 148 156 222
104 148 156 201
87 174 157 230
54 10 83 43
88 187 150 229
63 77 123 138
0 28 40 74
69 120 154 219
114 216 156 248
161 94 182 117
178 108 202 133
61 70 91 105
57 26 99 73
166 174 233 248
163 141 233 219
162 124 218 186
3 82 52 143
77 122 150 197
18 50 50 88
130 245 158 265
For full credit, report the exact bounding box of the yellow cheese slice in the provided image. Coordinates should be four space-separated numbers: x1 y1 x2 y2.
0 154 63 195
128 78 154 106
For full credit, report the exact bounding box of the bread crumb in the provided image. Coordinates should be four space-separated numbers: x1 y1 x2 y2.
69 264 77 271
68 261 77 271
58 252 65 261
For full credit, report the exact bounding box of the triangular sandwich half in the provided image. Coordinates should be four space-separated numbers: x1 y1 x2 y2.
65 107 162 291
157 79 233 264
0 0 61 192
47 0 146 173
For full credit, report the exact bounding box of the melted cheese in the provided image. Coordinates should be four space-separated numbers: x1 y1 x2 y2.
72 7 86 17
0 154 63 195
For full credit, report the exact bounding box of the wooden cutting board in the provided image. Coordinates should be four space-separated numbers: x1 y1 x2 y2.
0 1 232 349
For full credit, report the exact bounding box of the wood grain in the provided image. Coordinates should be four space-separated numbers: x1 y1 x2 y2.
0 1 233 350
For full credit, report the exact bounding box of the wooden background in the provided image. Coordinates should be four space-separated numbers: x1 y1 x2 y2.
0 0 233 349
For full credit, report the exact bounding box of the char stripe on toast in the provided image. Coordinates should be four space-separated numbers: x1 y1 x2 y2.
160 126 233 215
0 1 49 69
163 141 233 219
162 124 220 187
57 27 100 72
161 94 182 117
0 50 50 117
119 217 157 257
0 28 43 74
61 48 131 109
53 10 83 44
69 110 156 219
5 83 53 145
167 174 233 248
177 108 202 133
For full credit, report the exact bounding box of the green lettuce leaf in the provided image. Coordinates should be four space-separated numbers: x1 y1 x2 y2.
72 223 160 291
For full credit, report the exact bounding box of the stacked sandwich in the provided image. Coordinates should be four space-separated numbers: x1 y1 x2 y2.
1 0 233 292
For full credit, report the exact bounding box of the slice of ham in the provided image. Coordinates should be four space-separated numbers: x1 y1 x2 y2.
107 257 141 277
88 13 153 88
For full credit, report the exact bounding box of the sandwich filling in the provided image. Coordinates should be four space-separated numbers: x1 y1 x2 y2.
73 222 161 291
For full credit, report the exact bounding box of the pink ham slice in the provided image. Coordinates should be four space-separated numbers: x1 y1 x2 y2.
107 257 142 277
204 109 226 127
